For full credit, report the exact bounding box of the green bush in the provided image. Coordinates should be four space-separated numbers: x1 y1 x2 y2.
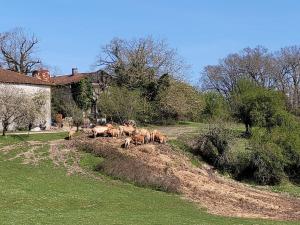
246 129 286 185
98 86 146 123
194 126 292 185
270 126 300 183
194 125 234 171
155 80 204 123
201 92 231 122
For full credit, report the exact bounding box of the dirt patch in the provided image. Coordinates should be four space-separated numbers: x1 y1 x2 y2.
48 140 101 179
78 139 300 221
8 145 48 165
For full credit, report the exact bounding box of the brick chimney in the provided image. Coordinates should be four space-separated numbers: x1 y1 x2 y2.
72 68 78 76
32 69 51 82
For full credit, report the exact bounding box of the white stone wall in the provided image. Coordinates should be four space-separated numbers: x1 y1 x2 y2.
0 83 51 131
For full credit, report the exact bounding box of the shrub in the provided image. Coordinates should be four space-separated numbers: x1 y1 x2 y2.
98 86 145 123
155 80 204 123
201 92 231 122
194 125 234 171
270 126 300 183
246 130 286 185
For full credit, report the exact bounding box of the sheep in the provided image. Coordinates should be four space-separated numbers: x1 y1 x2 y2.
150 129 161 142
131 134 145 145
106 123 114 129
107 128 120 137
92 126 109 138
154 134 167 144
119 125 136 136
68 127 77 140
124 137 132 148
135 128 151 143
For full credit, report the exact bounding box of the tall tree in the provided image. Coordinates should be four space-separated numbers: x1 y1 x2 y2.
275 46 300 109
201 46 276 96
0 87 47 135
96 37 187 88
0 28 41 74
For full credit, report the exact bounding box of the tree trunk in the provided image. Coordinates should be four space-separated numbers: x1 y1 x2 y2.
245 124 251 137
2 126 7 136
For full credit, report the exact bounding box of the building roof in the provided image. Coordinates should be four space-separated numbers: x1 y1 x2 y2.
52 70 111 85
51 74 87 85
0 68 111 86
0 68 52 86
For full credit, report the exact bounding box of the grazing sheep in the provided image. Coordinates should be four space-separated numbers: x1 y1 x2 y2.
150 130 161 142
92 126 109 138
68 127 77 140
135 128 151 143
107 128 120 137
131 134 145 145
124 137 132 148
154 134 167 144
120 125 136 136
106 123 114 129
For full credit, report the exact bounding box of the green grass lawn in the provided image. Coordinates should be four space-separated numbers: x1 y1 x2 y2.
0 132 299 225
0 132 68 147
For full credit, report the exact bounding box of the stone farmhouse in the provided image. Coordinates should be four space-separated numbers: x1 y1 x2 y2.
0 68 110 132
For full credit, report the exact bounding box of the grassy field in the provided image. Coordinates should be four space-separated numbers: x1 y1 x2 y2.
0 130 299 224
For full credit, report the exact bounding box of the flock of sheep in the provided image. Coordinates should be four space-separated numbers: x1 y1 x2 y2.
69 122 167 148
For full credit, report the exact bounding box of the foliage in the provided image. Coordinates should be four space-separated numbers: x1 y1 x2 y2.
269 126 300 183
71 78 93 111
0 87 48 135
201 45 300 111
98 86 144 123
19 90 48 129
201 92 230 121
97 37 187 89
230 79 288 134
64 103 84 130
194 124 234 171
193 123 300 185
246 129 286 185
51 86 74 118
155 80 204 123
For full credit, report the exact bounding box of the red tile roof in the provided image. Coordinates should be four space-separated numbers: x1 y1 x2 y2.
0 69 109 86
0 69 52 86
51 73 87 85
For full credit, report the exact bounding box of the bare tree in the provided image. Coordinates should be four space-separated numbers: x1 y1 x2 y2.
0 87 47 136
0 28 41 74
96 37 188 87
201 46 276 96
275 46 300 109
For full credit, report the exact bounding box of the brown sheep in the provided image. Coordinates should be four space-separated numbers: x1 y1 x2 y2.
154 134 167 144
107 128 120 137
120 125 136 136
135 128 151 143
131 134 145 145
150 130 161 142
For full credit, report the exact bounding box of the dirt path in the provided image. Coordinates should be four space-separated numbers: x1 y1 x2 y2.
153 125 203 139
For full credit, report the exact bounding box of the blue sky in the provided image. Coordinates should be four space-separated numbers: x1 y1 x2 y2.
1 0 300 83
